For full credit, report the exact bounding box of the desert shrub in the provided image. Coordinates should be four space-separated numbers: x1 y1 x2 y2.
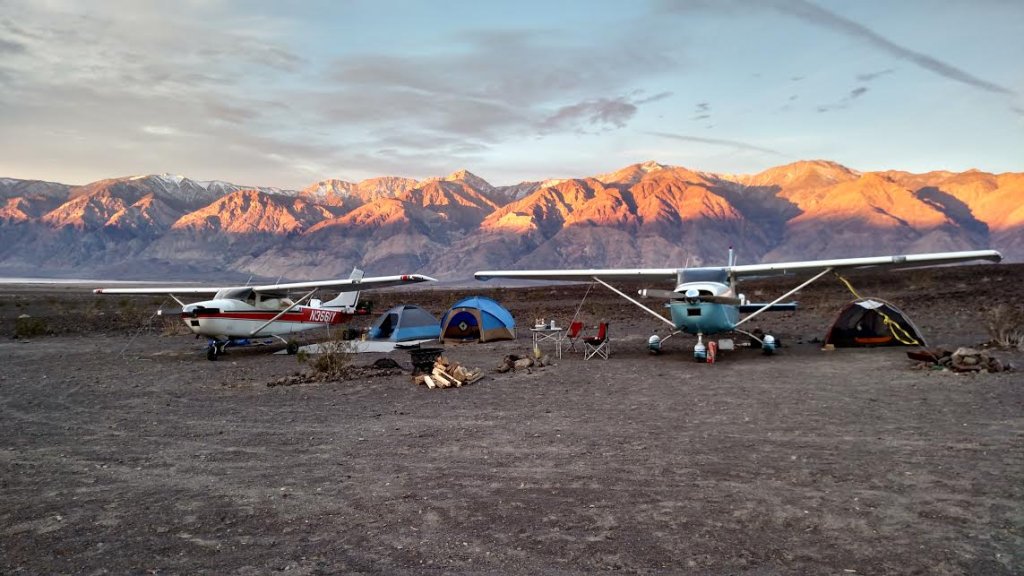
159 316 191 336
984 304 1024 350
15 316 50 338
306 338 354 378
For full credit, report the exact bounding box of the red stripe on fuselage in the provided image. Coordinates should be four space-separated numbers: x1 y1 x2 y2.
193 308 350 325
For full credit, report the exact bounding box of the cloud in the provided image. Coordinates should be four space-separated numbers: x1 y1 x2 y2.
635 91 674 105
768 0 1014 95
657 0 1014 96
141 125 180 136
311 29 680 158
0 37 26 54
647 131 786 156
541 97 638 132
856 68 894 82
1 1 687 187
691 101 711 121
816 86 869 112
0 1 324 186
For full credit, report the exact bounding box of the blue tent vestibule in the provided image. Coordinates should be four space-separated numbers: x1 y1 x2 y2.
439 296 515 343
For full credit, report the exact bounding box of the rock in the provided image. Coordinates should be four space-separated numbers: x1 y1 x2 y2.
513 358 534 370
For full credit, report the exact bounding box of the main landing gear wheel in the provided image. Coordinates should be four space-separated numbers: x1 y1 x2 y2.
207 341 226 361
286 340 299 355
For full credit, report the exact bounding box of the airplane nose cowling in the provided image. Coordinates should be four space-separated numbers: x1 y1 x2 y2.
184 305 220 318
685 288 701 304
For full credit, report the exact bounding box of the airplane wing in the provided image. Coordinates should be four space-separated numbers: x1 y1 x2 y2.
93 274 436 295
475 250 1001 283
249 274 436 293
726 249 1002 278
92 286 221 295
474 268 679 282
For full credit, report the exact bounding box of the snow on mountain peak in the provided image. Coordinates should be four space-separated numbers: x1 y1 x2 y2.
639 160 664 173
442 169 494 190
157 173 186 185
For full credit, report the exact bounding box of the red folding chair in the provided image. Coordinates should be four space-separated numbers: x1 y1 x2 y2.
583 322 609 360
564 321 584 352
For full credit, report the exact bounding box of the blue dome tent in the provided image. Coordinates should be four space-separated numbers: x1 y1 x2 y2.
439 296 516 343
368 304 441 342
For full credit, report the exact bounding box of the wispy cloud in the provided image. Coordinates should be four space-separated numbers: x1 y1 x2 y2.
856 68 894 82
647 131 786 157
312 30 679 159
817 86 870 113
657 0 1014 96
769 0 1014 95
541 98 637 132
541 93 673 133
691 101 711 121
141 125 180 136
0 37 26 55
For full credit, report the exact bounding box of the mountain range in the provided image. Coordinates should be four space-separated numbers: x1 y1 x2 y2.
1 160 1021 281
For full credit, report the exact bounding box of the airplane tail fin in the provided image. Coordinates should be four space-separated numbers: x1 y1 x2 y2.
322 268 364 311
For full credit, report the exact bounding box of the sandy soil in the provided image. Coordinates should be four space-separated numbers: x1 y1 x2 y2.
1 264 1022 575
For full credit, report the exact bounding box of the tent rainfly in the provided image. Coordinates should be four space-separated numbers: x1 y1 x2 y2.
439 296 516 343
367 305 441 342
823 298 926 347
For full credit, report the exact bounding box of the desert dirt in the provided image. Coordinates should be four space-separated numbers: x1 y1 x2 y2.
1 264 1022 575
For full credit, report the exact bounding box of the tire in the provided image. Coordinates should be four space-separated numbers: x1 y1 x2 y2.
286 341 299 355
207 346 218 361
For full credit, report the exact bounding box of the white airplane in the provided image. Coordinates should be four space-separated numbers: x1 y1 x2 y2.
476 249 1002 360
94 268 436 360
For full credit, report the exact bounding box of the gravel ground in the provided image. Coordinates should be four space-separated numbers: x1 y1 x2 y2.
1 264 1022 574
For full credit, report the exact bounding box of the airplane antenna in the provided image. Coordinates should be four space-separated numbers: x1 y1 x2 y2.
244 275 254 286
728 246 735 267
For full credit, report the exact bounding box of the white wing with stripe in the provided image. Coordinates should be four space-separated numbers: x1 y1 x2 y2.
94 273 437 295
474 268 678 282
726 250 1002 278
475 250 1002 283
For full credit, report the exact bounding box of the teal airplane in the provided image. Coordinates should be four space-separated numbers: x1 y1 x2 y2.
475 249 1003 359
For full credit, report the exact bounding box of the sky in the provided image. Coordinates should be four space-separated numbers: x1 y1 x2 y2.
1 0 1021 189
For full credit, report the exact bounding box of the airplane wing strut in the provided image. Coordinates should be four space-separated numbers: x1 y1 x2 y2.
734 267 833 329
248 288 319 336
591 276 676 328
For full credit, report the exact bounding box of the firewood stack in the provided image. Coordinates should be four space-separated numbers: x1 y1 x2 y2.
413 355 484 389
908 347 1012 373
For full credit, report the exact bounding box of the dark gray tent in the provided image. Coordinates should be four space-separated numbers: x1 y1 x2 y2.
824 298 926 347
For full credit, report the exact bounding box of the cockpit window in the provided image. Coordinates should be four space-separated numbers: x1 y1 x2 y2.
214 288 256 305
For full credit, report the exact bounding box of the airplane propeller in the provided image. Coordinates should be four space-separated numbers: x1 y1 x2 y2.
638 288 742 306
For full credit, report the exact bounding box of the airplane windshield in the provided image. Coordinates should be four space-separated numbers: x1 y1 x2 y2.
214 287 255 303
